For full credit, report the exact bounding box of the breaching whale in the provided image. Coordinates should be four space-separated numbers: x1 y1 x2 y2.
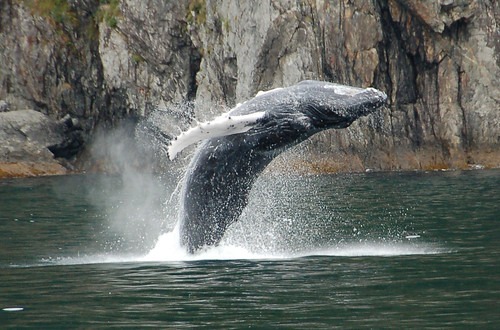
168 80 387 253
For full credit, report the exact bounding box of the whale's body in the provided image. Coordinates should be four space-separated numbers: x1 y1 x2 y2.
169 80 387 253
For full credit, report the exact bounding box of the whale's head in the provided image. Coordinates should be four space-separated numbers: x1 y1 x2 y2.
244 81 387 152
293 80 387 130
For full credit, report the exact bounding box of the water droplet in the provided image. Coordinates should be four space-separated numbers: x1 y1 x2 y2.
3 307 24 312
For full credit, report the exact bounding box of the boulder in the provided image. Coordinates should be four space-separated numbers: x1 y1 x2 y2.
0 110 71 177
0 110 64 162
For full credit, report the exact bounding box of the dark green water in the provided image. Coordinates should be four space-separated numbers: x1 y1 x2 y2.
0 170 499 328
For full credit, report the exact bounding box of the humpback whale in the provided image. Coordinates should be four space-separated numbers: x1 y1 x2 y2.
168 80 387 253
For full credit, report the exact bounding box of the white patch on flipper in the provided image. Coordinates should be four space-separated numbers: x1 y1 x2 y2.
323 84 363 96
168 111 266 160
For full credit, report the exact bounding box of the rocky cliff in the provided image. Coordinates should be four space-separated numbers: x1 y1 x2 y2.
0 0 499 177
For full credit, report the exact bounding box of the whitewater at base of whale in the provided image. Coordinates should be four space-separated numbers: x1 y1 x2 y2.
33 228 448 267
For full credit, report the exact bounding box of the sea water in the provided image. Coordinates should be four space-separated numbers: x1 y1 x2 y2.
0 170 499 328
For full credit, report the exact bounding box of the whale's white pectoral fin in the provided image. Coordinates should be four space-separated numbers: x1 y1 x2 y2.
168 111 266 160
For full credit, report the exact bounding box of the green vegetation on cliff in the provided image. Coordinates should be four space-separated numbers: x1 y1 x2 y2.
23 0 78 27
23 0 121 29
97 0 121 28
187 0 206 25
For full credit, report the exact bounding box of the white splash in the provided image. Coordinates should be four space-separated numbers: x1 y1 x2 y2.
142 233 445 261
299 242 443 257
142 227 268 262
38 231 446 266
168 111 266 160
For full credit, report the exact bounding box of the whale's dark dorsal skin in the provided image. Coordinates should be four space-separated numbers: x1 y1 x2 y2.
170 80 387 253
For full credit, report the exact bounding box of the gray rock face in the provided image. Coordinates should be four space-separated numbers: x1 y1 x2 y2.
0 0 499 173
99 0 200 114
0 110 64 162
